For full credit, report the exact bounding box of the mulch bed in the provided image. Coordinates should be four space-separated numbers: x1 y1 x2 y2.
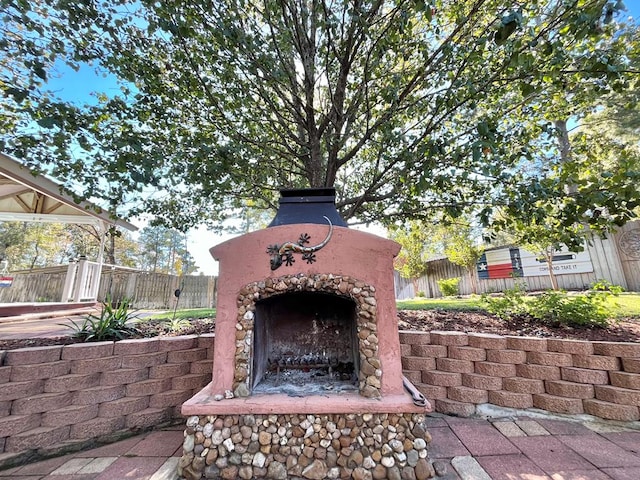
397 309 640 342
0 318 216 351
1 311 638 351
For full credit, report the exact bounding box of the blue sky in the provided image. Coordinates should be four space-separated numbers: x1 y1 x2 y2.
47 63 120 105
623 1 640 19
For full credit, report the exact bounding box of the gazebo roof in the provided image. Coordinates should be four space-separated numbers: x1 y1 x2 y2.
0 152 137 231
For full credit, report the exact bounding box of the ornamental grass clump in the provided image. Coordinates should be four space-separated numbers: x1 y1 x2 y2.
66 295 139 342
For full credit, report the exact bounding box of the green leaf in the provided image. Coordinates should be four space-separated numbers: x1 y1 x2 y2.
34 66 47 81
5 87 29 103
520 82 536 96
36 117 57 128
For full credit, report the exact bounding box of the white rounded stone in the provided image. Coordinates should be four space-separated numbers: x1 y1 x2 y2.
363 456 376 469
252 452 267 468
186 416 199 428
413 438 427 450
381 456 395 468
183 435 195 452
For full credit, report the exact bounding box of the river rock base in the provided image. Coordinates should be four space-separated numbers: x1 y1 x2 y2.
178 412 434 479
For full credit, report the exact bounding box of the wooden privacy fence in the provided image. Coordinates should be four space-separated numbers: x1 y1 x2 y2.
396 221 640 299
0 266 68 303
100 269 217 309
395 262 472 299
0 265 217 309
616 221 640 292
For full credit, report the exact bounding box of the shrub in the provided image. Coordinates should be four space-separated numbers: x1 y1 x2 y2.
527 291 609 327
163 317 192 332
590 279 624 294
66 295 139 342
437 277 460 297
481 282 529 320
481 283 621 328
416 291 426 297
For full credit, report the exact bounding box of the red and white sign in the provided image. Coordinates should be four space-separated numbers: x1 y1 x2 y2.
477 247 593 280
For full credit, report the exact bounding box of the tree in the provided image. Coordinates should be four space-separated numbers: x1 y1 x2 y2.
228 199 273 234
389 220 435 297
18 223 68 269
576 21 640 148
0 222 140 270
391 218 484 295
571 35 640 218
62 225 141 267
136 226 197 274
443 223 484 295
492 23 640 284
111 230 141 268
2 0 639 235
0 222 26 270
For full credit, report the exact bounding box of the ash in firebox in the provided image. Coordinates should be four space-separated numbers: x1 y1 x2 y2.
253 367 358 396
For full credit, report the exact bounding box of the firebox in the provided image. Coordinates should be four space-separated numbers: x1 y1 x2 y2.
251 291 359 395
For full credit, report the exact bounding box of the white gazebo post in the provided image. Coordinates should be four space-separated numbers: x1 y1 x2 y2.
89 220 108 301
60 221 109 302
61 261 79 302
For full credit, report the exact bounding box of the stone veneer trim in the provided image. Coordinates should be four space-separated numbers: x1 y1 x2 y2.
179 412 433 480
232 273 381 399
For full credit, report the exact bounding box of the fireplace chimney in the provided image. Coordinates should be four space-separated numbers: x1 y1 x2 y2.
268 187 348 227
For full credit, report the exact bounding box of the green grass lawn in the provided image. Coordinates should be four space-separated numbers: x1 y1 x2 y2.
606 293 640 318
143 308 216 321
396 297 484 311
397 293 640 318
139 294 640 321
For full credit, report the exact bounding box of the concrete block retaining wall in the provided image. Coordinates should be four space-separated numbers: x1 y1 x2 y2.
0 334 214 464
2 330 639 464
400 331 640 422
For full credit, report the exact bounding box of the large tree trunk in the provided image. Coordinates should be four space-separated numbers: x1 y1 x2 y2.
554 119 577 195
106 232 116 265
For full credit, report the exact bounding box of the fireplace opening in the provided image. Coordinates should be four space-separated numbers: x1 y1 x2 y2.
251 291 359 395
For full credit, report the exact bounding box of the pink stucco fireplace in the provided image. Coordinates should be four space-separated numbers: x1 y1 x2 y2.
179 189 433 480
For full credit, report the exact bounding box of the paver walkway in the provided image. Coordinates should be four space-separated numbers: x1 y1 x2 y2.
427 414 640 480
0 426 184 480
0 309 97 339
1 414 639 479
0 309 160 340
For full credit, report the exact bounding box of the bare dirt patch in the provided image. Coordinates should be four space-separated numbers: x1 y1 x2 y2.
1 311 639 351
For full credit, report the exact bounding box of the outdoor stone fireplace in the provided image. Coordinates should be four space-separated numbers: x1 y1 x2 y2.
180 189 433 480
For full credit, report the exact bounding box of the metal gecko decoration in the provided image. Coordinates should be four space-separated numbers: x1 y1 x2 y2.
266 216 333 270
